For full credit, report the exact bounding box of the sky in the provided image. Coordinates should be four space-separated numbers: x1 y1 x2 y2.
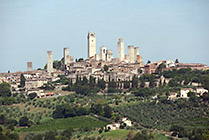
0 0 209 73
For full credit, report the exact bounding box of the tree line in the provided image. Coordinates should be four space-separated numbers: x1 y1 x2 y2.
52 103 113 119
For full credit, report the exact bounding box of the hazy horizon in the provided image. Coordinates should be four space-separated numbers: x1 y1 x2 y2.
0 0 209 73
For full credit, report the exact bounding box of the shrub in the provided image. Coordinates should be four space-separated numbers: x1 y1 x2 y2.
19 116 29 127
61 128 73 139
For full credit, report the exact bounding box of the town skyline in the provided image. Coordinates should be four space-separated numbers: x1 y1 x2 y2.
1 0 209 72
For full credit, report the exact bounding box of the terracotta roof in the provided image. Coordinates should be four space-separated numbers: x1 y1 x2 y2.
46 93 55 96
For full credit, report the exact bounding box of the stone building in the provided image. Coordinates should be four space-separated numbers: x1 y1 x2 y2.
47 51 54 74
106 50 113 61
100 46 107 61
144 60 175 74
25 79 47 90
95 54 101 61
117 37 125 61
136 55 142 63
64 48 74 70
64 48 70 65
27 62 33 71
128 45 135 63
87 32 96 58
134 47 139 62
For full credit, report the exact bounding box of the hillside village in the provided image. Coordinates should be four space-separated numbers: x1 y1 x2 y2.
0 32 209 100
0 32 209 140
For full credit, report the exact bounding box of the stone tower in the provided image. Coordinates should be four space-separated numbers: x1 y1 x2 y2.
27 62 32 71
106 50 113 61
87 32 96 58
64 48 70 65
100 46 107 61
128 45 135 63
134 47 139 62
136 55 142 63
117 37 124 61
47 51 53 73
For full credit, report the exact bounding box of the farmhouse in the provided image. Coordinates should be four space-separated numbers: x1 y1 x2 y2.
106 123 120 130
106 117 132 130
121 117 132 127
180 88 193 98
180 87 208 98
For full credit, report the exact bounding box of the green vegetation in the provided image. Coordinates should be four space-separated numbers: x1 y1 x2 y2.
152 132 171 140
114 100 209 131
23 129 71 140
19 115 108 132
162 68 209 89
102 129 136 140
20 74 26 87
70 129 136 140
53 59 63 70
104 64 109 72
70 129 170 140
169 125 209 140
47 69 209 95
28 92 37 100
62 75 101 95
0 82 11 97
0 68 209 139
132 88 154 97
0 131 19 140
44 58 64 70
52 104 90 119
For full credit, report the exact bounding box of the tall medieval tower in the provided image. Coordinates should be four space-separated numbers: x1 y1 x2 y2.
47 51 53 74
117 37 124 61
128 45 135 63
134 47 139 62
64 48 70 65
87 32 96 58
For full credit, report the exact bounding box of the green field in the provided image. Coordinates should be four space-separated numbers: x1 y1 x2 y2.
18 115 108 132
71 129 171 140
152 133 172 140
102 129 137 140
72 129 137 140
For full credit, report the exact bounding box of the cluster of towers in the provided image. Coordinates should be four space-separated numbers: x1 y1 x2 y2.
95 47 113 61
87 32 113 62
88 32 142 63
27 48 73 73
64 48 74 66
118 38 142 63
46 48 74 73
27 31 142 73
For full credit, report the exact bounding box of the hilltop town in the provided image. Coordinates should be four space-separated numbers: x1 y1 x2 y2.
0 32 209 140
0 32 209 97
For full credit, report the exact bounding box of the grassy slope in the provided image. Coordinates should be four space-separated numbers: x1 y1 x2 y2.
72 129 137 140
102 129 137 140
152 132 172 140
72 129 170 140
17 115 108 132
